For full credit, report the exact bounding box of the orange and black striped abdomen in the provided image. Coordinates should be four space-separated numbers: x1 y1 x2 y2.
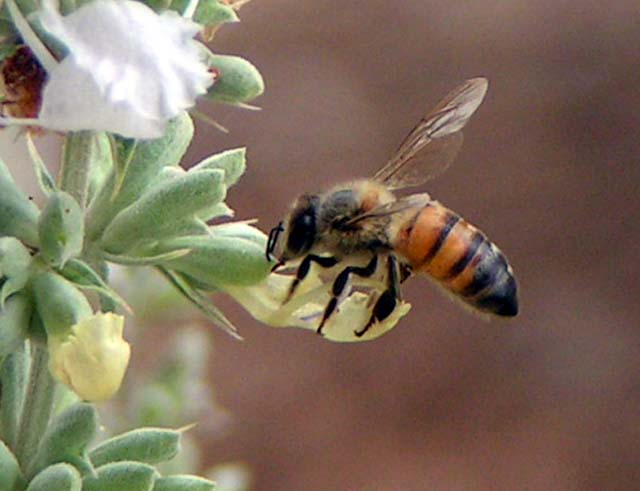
393 202 518 317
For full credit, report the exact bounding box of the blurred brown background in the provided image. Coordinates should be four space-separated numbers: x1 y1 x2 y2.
190 1 639 490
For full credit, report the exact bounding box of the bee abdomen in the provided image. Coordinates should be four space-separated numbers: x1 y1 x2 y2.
396 203 518 317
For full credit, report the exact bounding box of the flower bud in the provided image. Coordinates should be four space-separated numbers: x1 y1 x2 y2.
38 191 84 267
48 313 130 401
170 0 239 26
203 52 264 105
0 160 40 246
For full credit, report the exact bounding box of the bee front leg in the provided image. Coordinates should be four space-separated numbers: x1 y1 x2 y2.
354 254 401 338
285 254 338 303
317 255 379 334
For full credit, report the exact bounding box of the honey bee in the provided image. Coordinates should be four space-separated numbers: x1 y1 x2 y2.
266 78 518 337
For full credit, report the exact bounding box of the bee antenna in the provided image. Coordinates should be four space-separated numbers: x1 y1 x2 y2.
266 221 284 261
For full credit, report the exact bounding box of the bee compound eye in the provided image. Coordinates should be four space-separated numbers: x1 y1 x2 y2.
286 210 317 256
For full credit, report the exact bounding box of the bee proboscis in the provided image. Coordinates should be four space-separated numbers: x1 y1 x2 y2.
267 78 518 337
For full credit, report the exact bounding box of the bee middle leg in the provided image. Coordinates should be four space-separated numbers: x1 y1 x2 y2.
317 254 379 334
354 254 402 338
285 254 339 303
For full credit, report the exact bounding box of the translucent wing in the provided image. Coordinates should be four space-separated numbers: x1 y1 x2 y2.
343 193 431 228
373 78 488 190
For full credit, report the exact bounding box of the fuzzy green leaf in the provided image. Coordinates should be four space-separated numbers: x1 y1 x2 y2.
191 147 246 187
154 475 215 491
38 192 84 267
83 462 158 491
0 294 30 358
86 133 114 205
0 159 40 246
158 267 240 339
157 231 270 288
86 113 194 241
0 348 27 449
90 427 182 467
32 272 93 338
26 463 81 491
59 259 131 313
0 439 24 491
26 133 57 196
0 237 32 307
99 169 226 254
30 403 99 477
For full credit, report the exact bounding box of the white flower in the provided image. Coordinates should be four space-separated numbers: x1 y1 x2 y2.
48 312 131 401
224 270 411 342
3 0 214 138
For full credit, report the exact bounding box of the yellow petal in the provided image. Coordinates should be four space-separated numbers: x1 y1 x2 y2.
49 312 130 401
225 272 411 342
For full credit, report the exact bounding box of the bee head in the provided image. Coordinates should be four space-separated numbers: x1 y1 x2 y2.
267 194 320 265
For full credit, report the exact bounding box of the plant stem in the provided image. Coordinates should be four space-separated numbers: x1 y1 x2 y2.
14 343 56 471
58 131 95 208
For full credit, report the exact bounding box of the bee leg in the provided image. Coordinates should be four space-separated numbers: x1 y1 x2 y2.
285 254 338 303
317 255 379 334
355 255 401 337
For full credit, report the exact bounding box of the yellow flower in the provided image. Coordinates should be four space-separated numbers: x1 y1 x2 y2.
224 270 411 342
48 312 130 401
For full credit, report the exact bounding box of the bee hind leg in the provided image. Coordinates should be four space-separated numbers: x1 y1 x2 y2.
317 255 379 334
285 254 338 303
354 255 401 337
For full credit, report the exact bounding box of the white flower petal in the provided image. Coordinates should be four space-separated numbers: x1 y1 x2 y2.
36 0 214 138
225 272 411 342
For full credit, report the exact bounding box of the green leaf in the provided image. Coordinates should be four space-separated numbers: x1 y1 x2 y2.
90 427 182 467
0 294 30 358
0 347 27 450
86 133 114 206
26 463 81 491
0 237 32 307
103 248 191 266
26 133 57 196
82 462 158 491
30 403 99 477
191 147 246 187
0 158 40 246
0 439 24 491
86 113 194 241
203 52 264 105
99 169 226 254
32 271 93 338
59 259 131 313
38 191 84 267
153 475 215 491
158 268 240 339
156 231 270 288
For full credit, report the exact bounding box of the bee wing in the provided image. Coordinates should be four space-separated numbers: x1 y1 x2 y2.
373 78 488 190
343 193 431 228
